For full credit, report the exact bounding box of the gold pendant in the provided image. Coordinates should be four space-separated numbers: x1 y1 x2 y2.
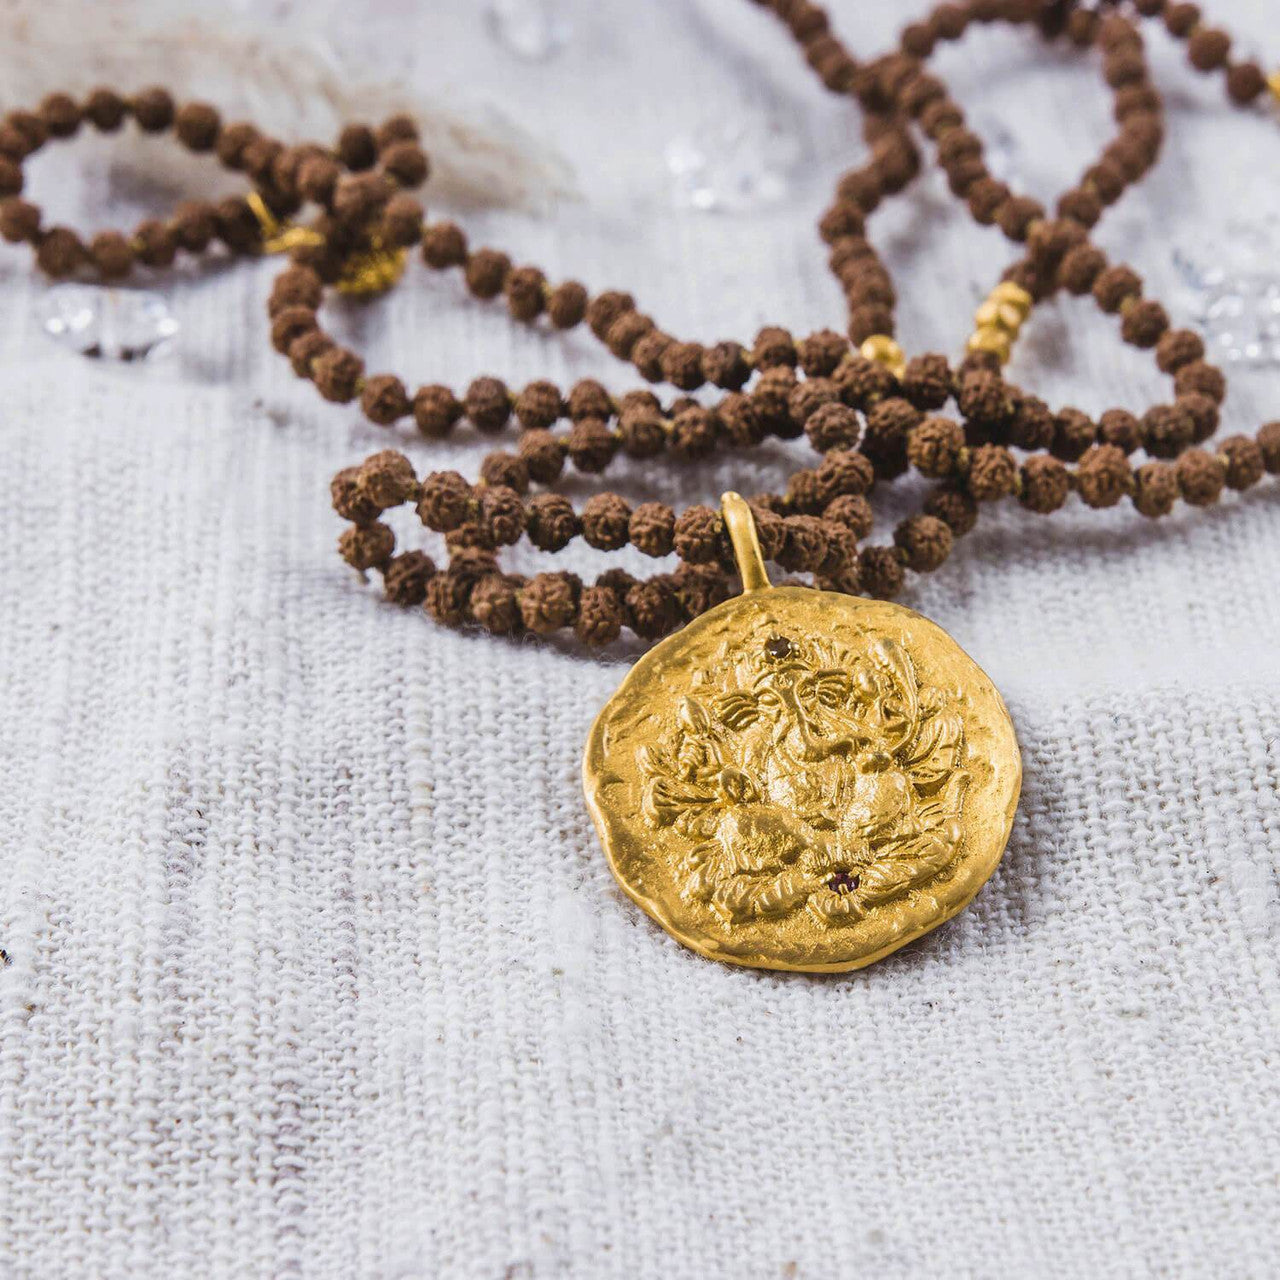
583 492 1021 972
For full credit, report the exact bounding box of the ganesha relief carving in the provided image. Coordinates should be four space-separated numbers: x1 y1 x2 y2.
636 631 969 930
584 580 1020 972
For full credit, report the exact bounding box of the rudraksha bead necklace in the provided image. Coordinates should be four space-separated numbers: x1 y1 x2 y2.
4 0 1277 970
3 5 1274 645
277 0 1278 646
0 88 428 285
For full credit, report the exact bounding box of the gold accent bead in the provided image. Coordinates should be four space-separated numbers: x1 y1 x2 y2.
973 299 1001 328
860 333 902 363
999 302 1026 330
1268 69 1280 100
965 282 1031 364
859 334 906 379
973 299 1027 333
966 325 1012 364
989 281 1033 317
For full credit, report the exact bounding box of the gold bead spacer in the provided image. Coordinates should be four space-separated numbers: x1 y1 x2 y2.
859 333 907 380
989 281 1033 316
966 325 1013 364
1268 69 1280 101
965 281 1031 364
973 299 1028 333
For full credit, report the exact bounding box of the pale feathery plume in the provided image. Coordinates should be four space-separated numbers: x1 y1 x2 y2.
0 0 578 211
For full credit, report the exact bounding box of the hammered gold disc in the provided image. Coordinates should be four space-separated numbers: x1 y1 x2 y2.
583 500 1020 972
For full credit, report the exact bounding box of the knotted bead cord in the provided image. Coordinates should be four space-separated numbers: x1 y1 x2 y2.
4 2 1279 645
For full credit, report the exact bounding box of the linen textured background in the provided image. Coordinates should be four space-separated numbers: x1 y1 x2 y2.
1 2 1277 1277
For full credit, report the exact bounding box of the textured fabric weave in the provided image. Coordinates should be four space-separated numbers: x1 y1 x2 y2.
1 3 1278 1277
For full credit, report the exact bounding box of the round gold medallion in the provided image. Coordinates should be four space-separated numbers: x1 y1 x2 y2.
582 494 1021 972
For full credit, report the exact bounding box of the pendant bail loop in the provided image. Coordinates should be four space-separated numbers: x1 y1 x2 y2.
721 491 771 594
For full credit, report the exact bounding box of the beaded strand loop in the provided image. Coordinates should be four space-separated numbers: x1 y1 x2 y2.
3 1 1279 645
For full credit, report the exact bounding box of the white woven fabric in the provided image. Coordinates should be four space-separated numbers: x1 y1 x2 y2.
2 3 1279 1277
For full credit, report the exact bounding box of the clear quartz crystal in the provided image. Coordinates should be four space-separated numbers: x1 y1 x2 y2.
1190 272 1280 366
665 109 803 213
483 0 571 62
39 285 179 361
1174 217 1280 365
